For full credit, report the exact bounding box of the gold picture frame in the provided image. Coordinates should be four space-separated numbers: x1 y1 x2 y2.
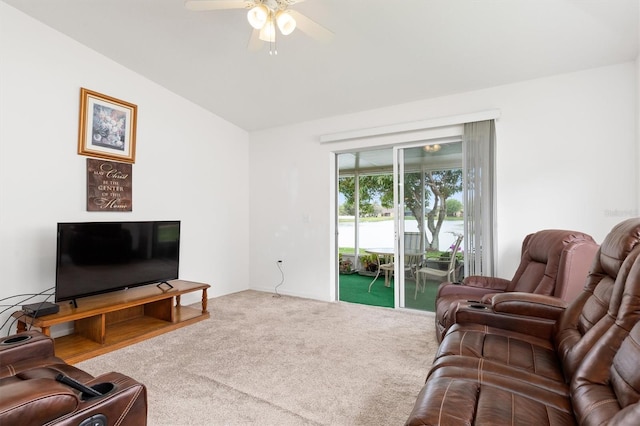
78 88 137 163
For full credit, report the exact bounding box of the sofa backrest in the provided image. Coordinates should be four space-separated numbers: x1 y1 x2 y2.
506 229 598 299
570 248 640 424
555 217 640 382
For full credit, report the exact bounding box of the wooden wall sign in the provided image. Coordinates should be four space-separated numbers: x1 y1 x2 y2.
86 158 132 211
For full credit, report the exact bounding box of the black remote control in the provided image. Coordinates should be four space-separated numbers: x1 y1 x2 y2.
55 373 102 398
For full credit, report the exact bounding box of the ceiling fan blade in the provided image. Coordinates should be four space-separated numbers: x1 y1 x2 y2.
288 10 333 42
247 29 263 51
184 0 250 11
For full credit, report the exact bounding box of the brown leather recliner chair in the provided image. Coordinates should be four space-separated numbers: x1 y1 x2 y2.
434 229 598 342
405 217 640 425
0 331 147 425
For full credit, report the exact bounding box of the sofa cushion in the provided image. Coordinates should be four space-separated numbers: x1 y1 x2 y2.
0 378 78 425
427 355 569 396
405 375 577 426
436 323 563 381
17 366 95 383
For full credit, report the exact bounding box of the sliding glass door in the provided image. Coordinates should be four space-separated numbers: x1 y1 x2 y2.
395 141 464 311
335 121 493 312
337 149 395 308
336 143 464 312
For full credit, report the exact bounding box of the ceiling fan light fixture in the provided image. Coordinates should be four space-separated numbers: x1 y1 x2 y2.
259 17 276 42
424 144 441 153
247 5 269 29
276 11 296 35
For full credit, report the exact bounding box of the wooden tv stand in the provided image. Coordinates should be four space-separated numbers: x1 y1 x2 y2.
13 280 210 364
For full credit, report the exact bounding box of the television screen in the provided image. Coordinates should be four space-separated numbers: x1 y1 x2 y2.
55 221 180 303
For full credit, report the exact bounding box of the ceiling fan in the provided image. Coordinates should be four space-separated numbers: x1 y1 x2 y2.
184 0 333 53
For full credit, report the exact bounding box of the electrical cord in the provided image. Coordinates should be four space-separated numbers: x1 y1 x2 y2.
0 287 55 304
274 260 284 297
0 288 55 315
2 298 54 335
5 315 24 337
1 304 48 335
20 294 56 333
0 288 55 336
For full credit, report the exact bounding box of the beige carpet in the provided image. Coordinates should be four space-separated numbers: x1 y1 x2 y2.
76 290 438 426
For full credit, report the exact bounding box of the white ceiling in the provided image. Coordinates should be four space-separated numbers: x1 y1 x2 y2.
4 0 638 132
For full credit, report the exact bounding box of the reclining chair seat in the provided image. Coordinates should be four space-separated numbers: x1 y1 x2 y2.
407 261 640 425
405 218 640 426
422 236 640 398
434 218 640 384
435 270 615 383
435 229 598 342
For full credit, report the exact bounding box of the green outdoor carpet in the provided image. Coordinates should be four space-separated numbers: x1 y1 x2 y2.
339 272 438 312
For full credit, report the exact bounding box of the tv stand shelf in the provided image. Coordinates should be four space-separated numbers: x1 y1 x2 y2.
13 280 210 364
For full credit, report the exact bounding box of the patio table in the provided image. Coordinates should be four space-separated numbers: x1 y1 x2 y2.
364 248 423 292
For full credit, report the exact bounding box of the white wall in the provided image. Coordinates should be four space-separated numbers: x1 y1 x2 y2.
637 53 640 215
637 7 640 217
0 4 250 334
249 63 638 302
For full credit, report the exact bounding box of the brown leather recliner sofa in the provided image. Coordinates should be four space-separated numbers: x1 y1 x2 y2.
0 330 147 425
435 229 599 342
406 217 640 425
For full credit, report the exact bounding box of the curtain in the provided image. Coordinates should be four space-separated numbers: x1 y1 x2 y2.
463 120 496 277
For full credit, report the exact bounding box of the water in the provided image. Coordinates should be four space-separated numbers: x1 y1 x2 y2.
338 219 463 252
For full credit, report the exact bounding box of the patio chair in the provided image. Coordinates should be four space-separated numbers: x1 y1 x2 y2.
414 235 463 299
366 250 394 292
367 250 424 292
404 232 425 277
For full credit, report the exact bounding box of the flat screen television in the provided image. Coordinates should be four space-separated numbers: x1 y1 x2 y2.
55 220 180 304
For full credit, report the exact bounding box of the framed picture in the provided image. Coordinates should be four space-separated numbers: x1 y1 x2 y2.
78 88 137 163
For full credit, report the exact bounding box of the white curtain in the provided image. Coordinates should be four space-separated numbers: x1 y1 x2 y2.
463 120 496 277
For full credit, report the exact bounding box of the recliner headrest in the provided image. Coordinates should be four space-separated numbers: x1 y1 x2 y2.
597 218 640 280
526 229 596 263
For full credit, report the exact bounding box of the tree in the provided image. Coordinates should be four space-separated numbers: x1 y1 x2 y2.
339 170 463 250
446 199 463 217
338 203 353 216
339 175 393 217
404 170 462 250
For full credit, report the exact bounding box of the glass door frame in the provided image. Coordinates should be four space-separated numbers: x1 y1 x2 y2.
393 140 464 309
393 147 404 308
394 145 420 309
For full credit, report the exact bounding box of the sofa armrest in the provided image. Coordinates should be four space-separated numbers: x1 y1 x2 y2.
462 276 512 291
0 378 78 425
453 302 557 340
437 276 511 298
481 292 567 321
53 371 148 426
0 331 57 367
1 372 148 426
